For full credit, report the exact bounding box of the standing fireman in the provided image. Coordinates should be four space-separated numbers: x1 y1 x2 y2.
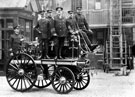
46 10 56 36
46 9 58 58
54 7 68 59
35 10 51 59
75 7 98 51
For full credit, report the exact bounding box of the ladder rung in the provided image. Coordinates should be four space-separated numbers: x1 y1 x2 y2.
107 46 123 48
112 47 121 48
110 58 126 60
112 52 120 55
112 35 120 37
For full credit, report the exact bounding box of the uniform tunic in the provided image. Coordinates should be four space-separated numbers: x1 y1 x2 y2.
10 33 24 53
35 18 51 39
74 14 89 31
54 15 68 58
47 16 56 37
75 14 92 49
47 16 58 57
66 17 78 31
54 15 67 37
35 18 51 57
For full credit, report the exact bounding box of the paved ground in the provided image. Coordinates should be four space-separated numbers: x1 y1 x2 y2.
0 70 135 97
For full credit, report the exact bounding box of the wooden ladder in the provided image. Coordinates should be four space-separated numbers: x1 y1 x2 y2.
105 0 127 70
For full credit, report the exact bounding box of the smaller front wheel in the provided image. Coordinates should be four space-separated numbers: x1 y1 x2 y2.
74 72 90 90
52 67 75 94
33 65 56 88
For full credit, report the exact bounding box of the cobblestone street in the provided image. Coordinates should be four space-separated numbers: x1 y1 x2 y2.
0 70 135 97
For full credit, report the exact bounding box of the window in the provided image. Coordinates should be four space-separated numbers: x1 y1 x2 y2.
5 30 14 57
95 0 101 10
19 18 32 41
0 30 4 60
0 19 4 60
0 19 4 28
56 0 71 11
26 21 32 41
6 19 13 28
19 18 25 35
0 31 2 59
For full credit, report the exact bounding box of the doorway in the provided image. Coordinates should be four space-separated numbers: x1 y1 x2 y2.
0 18 14 70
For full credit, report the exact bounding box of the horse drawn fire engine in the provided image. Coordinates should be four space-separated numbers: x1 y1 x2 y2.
5 30 95 94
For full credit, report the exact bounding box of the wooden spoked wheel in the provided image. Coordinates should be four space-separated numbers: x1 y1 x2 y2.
6 53 37 92
74 72 90 90
34 65 56 88
52 67 75 94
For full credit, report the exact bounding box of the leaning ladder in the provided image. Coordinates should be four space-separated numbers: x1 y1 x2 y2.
105 0 127 70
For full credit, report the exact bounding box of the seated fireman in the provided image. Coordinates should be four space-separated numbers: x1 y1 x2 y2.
66 9 98 52
9 25 25 55
66 10 79 36
66 10 80 57
74 7 98 52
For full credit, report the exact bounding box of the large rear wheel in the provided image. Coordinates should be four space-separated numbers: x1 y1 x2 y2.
6 53 37 92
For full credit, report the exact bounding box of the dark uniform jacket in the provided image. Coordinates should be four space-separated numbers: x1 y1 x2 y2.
66 17 79 31
46 16 56 36
75 14 89 31
54 15 67 37
10 33 24 53
35 18 51 39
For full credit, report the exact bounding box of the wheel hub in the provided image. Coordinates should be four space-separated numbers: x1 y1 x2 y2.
59 76 66 84
76 75 83 81
18 69 25 76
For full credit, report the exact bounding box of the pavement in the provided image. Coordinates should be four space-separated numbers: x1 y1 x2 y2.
0 69 135 97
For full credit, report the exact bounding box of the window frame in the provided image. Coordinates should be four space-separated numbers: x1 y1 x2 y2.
19 18 32 42
95 0 102 10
